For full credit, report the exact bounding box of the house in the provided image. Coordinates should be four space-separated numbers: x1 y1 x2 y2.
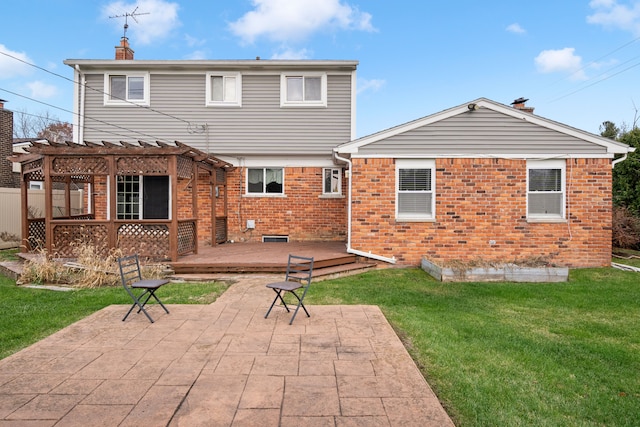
14 37 355 261
334 97 633 267
11 37 631 268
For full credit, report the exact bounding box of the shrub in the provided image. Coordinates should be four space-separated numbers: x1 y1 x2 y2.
612 205 640 249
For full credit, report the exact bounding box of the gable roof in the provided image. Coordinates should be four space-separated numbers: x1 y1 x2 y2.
337 98 632 158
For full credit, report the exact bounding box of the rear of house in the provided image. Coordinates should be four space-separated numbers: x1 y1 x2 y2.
65 41 357 246
335 98 633 268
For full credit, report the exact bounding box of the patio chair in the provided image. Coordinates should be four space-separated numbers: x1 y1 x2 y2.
264 254 314 325
118 254 170 323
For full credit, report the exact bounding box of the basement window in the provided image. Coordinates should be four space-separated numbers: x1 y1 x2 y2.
262 236 289 243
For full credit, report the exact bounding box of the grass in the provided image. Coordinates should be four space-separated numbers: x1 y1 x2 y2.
0 274 229 360
1 248 639 426
305 267 640 427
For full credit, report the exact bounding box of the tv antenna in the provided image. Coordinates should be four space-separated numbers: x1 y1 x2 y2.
109 6 149 39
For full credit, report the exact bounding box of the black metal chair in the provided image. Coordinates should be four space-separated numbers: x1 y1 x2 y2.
264 254 314 325
118 254 170 323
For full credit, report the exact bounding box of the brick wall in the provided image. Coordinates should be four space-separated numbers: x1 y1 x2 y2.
223 166 347 242
350 157 612 268
0 107 17 188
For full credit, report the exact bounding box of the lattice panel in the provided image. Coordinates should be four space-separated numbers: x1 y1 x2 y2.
28 220 46 251
216 168 226 184
177 221 196 255
117 157 169 175
215 218 227 243
53 156 108 174
23 158 43 175
177 156 193 179
52 224 109 258
117 223 170 261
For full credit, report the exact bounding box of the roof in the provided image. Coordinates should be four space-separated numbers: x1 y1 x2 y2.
336 98 633 158
64 59 359 73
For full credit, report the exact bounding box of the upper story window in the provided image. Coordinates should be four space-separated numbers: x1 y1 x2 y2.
527 160 565 220
104 72 150 106
323 168 341 195
206 72 242 107
247 168 284 195
280 73 327 107
396 159 435 221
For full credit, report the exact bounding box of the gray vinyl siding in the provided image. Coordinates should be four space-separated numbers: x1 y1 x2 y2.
82 72 352 156
356 109 608 156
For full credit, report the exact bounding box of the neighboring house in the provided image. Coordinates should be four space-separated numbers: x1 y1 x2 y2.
334 98 633 267
0 100 19 189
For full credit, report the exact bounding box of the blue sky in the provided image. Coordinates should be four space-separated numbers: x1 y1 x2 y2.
1 0 640 138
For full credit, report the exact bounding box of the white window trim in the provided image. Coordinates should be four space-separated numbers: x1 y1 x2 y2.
245 167 286 197
526 159 566 221
205 72 242 107
396 159 436 221
103 72 150 106
322 167 342 196
280 73 327 107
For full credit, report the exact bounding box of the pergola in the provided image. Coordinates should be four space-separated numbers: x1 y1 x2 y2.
11 140 234 261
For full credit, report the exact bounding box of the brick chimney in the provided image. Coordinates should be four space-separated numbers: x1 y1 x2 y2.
511 97 534 114
0 99 17 188
115 37 134 60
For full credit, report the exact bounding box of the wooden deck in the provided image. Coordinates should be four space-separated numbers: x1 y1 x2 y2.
170 241 377 277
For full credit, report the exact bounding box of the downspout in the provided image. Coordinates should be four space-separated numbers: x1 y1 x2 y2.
74 65 85 144
333 150 397 264
612 153 628 168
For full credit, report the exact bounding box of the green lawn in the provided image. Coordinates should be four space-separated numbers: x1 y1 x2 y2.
0 275 229 360
0 259 638 426
306 268 640 427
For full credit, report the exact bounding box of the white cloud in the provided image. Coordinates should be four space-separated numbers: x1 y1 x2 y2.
26 81 58 99
271 47 312 59
229 0 376 45
357 78 385 94
183 50 209 60
0 44 32 79
587 0 640 35
506 23 526 34
103 0 181 45
534 48 587 80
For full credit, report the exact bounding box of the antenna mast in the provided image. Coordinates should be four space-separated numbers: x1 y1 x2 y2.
109 6 150 39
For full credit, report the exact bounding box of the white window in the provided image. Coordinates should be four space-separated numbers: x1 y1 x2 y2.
396 159 435 221
280 73 327 107
104 73 150 105
323 168 341 195
527 160 565 220
206 72 242 107
247 168 284 195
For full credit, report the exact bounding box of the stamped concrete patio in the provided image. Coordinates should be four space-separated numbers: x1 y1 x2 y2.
0 274 454 426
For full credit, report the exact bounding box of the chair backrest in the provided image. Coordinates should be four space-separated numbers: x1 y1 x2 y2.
118 254 143 288
285 254 314 285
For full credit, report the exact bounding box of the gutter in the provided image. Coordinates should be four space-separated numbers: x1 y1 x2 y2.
333 150 397 264
612 146 635 168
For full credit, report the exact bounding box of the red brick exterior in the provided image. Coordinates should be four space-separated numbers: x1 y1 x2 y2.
222 166 347 242
350 157 612 267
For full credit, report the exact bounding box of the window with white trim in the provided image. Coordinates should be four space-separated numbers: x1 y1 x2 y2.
104 73 149 105
247 168 284 195
527 160 565 219
396 159 435 220
206 72 242 106
117 175 170 219
323 168 341 195
280 73 327 107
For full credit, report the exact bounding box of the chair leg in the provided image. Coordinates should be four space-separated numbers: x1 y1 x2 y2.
148 290 170 314
265 289 290 319
288 290 310 325
122 290 156 323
